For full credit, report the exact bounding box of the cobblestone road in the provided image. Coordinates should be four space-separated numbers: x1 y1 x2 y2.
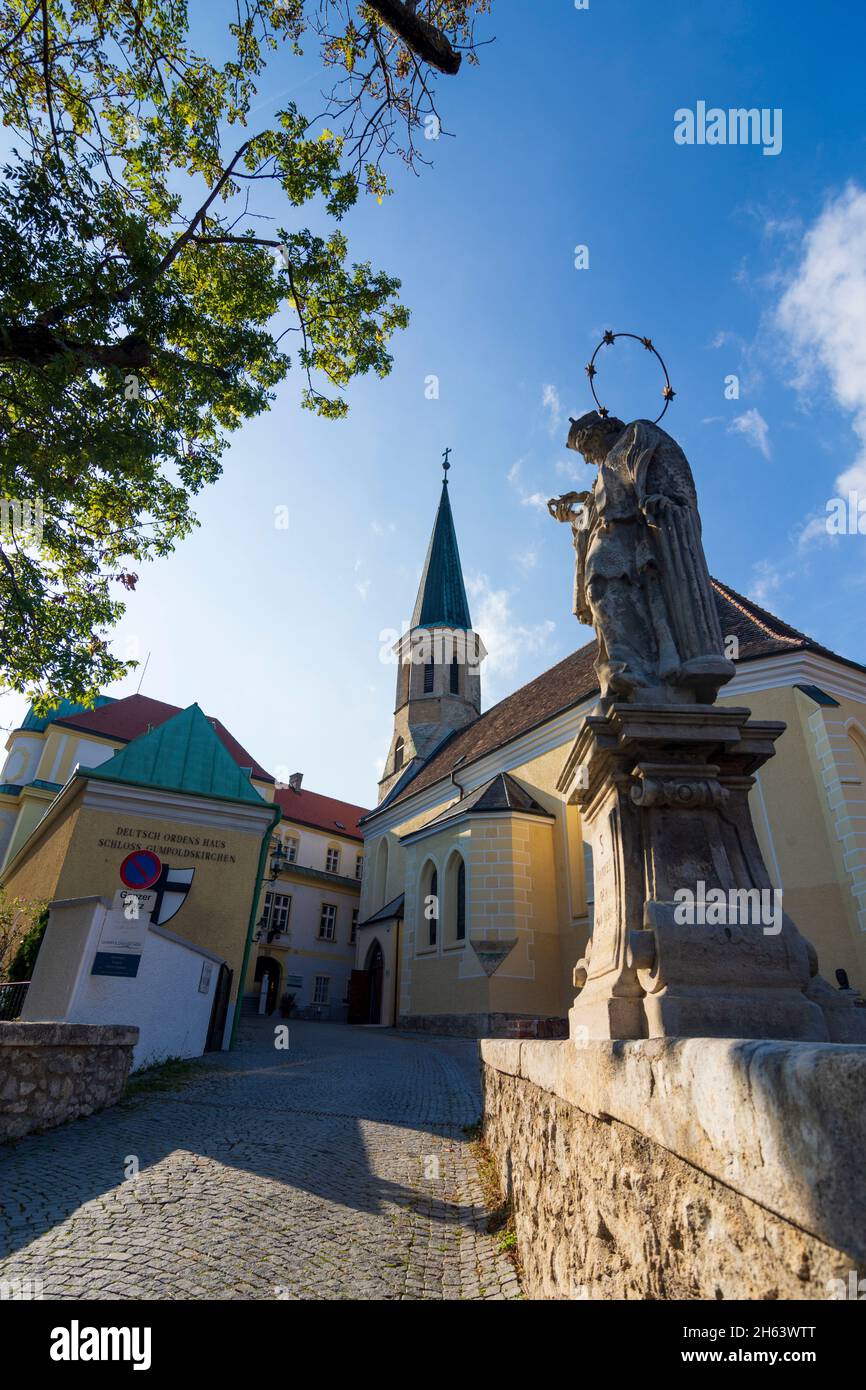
0 1022 521 1300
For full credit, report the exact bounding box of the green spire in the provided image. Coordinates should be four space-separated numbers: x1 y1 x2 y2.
411 468 472 631
82 704 267 805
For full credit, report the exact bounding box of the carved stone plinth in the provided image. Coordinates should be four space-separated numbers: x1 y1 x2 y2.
557 703 866 1042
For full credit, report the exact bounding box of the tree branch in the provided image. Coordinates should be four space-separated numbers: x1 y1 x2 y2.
365 0 462 75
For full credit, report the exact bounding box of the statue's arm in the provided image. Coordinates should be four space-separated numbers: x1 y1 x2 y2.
548 491 590 523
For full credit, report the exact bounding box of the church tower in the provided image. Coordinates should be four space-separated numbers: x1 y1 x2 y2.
379 452 486 803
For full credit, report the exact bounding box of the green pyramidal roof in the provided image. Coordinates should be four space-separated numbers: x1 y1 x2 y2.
82 703 268 805
411 482 472 630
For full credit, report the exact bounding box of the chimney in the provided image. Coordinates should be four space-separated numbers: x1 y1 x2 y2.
288 772 303 793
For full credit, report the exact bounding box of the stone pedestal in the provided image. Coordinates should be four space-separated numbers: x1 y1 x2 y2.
557 703 866 1042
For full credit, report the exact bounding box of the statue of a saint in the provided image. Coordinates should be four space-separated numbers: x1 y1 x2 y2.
549 411 734 705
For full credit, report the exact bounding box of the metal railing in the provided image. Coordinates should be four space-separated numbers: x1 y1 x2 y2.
0 981 29 1020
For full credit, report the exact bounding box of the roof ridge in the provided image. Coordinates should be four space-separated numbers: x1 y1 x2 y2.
710 578 805 647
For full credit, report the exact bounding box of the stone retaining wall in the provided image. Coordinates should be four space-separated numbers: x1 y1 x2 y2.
481 1036 866 1300
0 1022 138 1143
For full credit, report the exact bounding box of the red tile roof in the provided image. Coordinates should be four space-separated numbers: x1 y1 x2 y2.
275 786 369 841
53 693 274 784
373 578 866 816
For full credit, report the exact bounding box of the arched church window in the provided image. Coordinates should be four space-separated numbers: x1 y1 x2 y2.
849 723 866 783
419 860 439 949
394 736 404 772
456 859 466 940
450 655 460 694
373 837 390 907
442 850 467 947
429 868 438 945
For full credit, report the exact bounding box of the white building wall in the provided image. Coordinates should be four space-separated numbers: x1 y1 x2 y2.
23 897 222 1070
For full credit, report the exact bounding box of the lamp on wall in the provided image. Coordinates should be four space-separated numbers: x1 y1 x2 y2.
269 841 288 878
254 840 288 944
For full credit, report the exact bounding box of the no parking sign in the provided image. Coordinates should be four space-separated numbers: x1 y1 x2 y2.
119 849 162 891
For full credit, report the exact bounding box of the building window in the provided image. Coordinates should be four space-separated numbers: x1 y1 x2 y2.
394 736 405 772
314 975 330 1005
443 852 466 947
263 892 291 935
326 846 341 874
374 836 389 907
450 656 460 694
318 903 337 941
425 866 438 947
424 661 435 693
283 835 298 863
355 853 363 880
350 909 359 945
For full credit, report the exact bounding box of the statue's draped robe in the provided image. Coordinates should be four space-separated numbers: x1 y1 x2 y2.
627 421 728 669
578 420 730 698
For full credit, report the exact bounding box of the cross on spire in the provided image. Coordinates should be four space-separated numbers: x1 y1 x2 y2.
442 446 452 483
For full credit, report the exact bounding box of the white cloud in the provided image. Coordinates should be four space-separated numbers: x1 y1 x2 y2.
542 383 562 435
795 508 842 551
748 560 783 608
520 492 549 512
775 183 866 492
467 574 555 684
516 550 538 575
728 408 771 459
370 519 395 538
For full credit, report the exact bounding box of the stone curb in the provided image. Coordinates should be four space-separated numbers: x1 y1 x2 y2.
481 1035 866 1263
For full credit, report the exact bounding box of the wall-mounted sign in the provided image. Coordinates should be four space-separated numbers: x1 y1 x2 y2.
119 850 163 891
111 888 157 916
150 865 195 925
285 975 303 989
91 910 145 979
92 953 140 978
198 961 213 994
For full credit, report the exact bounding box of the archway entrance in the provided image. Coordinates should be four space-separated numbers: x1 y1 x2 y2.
365 940 384 1025
254 955 280 1015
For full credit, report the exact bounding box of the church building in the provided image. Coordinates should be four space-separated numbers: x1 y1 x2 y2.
354 471 866 1035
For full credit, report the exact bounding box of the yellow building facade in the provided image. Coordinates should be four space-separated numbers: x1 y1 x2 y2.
0 696 280 1045
243 781 367 1019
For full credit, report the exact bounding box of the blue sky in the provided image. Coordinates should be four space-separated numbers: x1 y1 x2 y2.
4 0 866 807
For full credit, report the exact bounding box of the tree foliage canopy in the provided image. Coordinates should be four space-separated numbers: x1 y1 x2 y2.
0 0 491 708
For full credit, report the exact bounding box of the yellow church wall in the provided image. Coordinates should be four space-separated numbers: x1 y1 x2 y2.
2 788 67 881
480 747 591 1018
398 812 564 1022
719 683 866 991
793 688 866 987
1 793 83 906
401 824 488 1018
1 730 43 785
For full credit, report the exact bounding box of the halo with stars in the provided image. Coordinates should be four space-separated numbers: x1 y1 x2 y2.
584 331 676 425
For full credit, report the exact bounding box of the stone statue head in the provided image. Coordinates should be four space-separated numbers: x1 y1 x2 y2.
566 410 625 466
